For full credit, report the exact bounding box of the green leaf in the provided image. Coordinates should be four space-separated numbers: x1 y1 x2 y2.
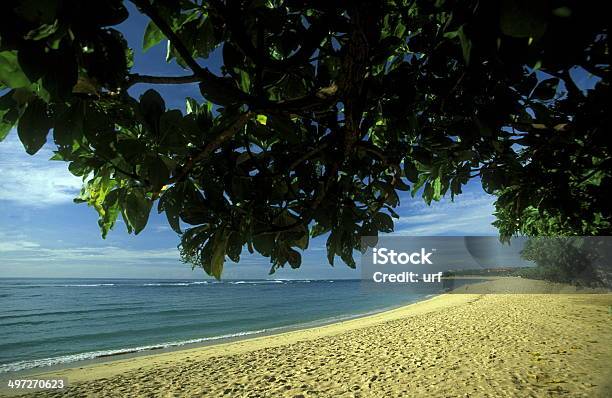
294 230 309 250
326 230 340 266
198 76 243 106
374 212 394 233
226 231 242 262
210 234 227 279
158 185 182 234
411 147 432 166
17 98 52 155
0 91 19 141
340 245 356 269
146 156 170 192
256 114 268 125
140 89 165 118
432 176 442 201
404 160 419 183
238 69 250 92
457 26 472 65
203 231 228 279
123 189 152 234
40 45 78 100
194 17 218 58
100 189 121 239
253 233 275 257
0 118 12 141
0 51 31 88
53 102 84 148
185 97 199 114
24 20 59 40
423 182 434 205
140 89 165 136
286 248 301 269
143 21 165 52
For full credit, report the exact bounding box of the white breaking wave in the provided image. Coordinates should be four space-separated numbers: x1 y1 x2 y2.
142 282 208 286
58 284 116 287
0 329 270 374
143 283 190 286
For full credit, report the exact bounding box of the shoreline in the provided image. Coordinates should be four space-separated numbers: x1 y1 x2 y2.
0 293 438 378
1 292 467 395
2 278 611 397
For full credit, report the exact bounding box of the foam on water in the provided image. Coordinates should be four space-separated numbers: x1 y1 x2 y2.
0 329 270 373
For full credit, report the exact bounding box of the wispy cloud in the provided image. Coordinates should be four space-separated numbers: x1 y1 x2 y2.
0 240 41 251
393 188 497 236
0 243 180 266
0 132 82 207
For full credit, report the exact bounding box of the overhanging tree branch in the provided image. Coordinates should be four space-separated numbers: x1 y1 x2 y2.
130 0 248 103
127 73 200 87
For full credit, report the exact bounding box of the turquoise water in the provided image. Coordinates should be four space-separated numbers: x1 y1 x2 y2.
0 278 451 374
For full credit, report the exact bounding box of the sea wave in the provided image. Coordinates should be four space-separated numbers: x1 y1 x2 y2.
142 281 210 286
0 329 270 374
229 280 284 285
0 280 343 289
228 280 319 285
59 284 116 287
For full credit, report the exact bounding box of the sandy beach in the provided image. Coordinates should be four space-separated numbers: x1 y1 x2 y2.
4 278 611 397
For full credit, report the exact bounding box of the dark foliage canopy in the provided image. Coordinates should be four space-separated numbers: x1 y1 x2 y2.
1 0 609 278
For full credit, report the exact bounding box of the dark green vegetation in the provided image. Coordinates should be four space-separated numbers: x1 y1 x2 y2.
444 237 611 286
520 237 606 286
0 1 609 278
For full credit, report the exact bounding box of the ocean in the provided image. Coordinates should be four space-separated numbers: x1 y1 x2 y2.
0 278 452 374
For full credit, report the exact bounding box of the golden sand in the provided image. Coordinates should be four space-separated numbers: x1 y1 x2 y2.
5 278 612 397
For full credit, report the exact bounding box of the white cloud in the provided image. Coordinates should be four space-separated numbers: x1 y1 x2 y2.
393 189 497 236
0 228 179 267
0 243 180 265
0 240 41 251
0 132 83 206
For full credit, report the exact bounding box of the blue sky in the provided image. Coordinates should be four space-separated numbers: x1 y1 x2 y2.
0 4 499 280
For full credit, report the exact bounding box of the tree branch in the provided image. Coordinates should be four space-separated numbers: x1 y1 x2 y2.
130 0 204 77
126 73 200 87
171 112 253 183
287 142 330 171
130 0 248 104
